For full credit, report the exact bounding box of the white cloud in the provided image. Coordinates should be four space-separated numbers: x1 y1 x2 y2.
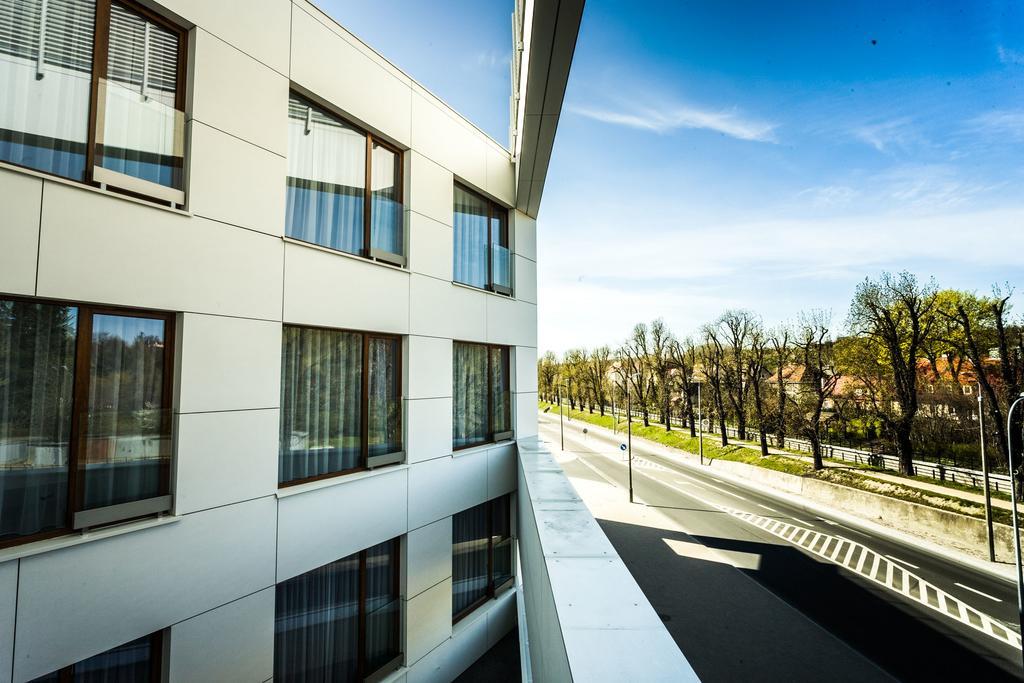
570 101 778 143
852 117 920 153
998 46 1024 65
968 110 1024 141
471 49 511 70
796 185 860 207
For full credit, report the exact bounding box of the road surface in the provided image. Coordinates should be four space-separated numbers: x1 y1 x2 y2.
539 411 1022 682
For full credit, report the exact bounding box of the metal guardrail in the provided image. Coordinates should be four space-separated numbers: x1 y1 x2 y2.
556 401 1013 496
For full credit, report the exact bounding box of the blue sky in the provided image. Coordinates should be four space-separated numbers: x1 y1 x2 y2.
321 0 1024 353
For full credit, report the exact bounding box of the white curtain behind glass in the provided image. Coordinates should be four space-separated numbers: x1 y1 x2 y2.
453 186 489 288
453 342 488 448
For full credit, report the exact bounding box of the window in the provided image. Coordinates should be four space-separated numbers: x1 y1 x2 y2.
452 496 513 621
0 297 174 549
28 632 162 681
279 326 402 486
0 0 187 205
453 184 511 294
452 342 511 450
286 93 404 265
275 538 401 682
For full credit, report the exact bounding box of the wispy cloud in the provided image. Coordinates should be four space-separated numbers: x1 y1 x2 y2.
997 45 1024 65
796 185 859 207
852 117 920 153
470 49 511 70
968 110 1024 141
570 101 778 143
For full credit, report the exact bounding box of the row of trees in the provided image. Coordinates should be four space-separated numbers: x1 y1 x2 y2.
539 272 1024 479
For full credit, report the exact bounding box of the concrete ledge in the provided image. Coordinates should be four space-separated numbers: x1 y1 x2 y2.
516 437 700 682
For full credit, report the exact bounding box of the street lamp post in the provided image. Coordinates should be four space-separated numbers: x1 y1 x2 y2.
978 385 995 562
627 380 634 503
697 380 704 466
558 385 565 451
1005 392 1024 674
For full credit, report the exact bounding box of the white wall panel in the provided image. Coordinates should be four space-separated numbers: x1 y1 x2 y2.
409 276 486 342
283 243 410 334
487 444 517 500
190 29 289 155
174 409 278 515
0 560 16 683
405 398 454 464
408 453 487 530
290 7 411 146
406 518 452 599
405 577 452 665
277 468 409 581
177 314 281 413
13 498 276 681
407 604 488 683
411 93 488 192
407 213 453 282
515 392 539 439
486 297 537 348
485 146 514 206
187 122 287 237
512 211 536 263
408 152 454 227
407 337 452 400
168 588 274 683
513 255 537 305
514 346 538 394
36 184 283 320
158 0 291 75
0 168 40 297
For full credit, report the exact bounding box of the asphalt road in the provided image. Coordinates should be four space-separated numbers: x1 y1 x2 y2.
539 411 1023 682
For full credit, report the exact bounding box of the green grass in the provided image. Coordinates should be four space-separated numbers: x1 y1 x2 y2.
540 400 1012 525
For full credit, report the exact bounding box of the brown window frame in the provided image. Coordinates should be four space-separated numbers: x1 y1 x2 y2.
34 631 164 682
0 0 189 206
275 538 402 682
0 295 176 551
452 495 513 624
286 91 406 267
452 341 513 452
454 182 512 296
278 325 404 489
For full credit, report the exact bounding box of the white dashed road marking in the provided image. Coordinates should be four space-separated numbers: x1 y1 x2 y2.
758 504 778 513
885 555 920 570
955 583 1003 603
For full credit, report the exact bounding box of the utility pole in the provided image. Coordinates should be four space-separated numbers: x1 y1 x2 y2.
697 380 704 466
627 382 634 503
558 385 564 451
1005 392 1024 676
979 385 994 562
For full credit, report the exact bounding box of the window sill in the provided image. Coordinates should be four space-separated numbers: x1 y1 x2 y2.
0 160 192 217
451 280 515 299
452 584 517 634
276 461 409 498
453 437 515 458
283 237 409 273
0 513 182 564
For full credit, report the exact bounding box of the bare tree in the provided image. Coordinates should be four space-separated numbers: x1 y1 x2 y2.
670 337 699 437
847 272 937 475
700 325 729 446
585 346 613 416
650 319 676 431
719 310 756 440
770 326 792 448
747 324 771 456
621 323 657 426
794 311 840 470
562 348 588 410
538 351 559 403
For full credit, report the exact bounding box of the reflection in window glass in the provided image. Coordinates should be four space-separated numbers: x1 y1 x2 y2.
453 342 489 449
370 142 401 255
452 496 512 619
364 540 400 673
367 337 401 458
490 346 511 434
453 185 489 288
279 326 363 484
28 633 159 682
286 94 367 255
0 300 77 542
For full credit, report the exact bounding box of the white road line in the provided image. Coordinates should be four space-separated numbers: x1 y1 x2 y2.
885 554 920 570
791 517 816 528
757 503 778 513
954 582 1003 603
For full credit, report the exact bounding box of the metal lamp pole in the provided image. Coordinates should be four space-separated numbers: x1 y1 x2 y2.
697 380 704 466
978 384 994 562
1005 392 1024 674
558 385 565 451
627 380 634 503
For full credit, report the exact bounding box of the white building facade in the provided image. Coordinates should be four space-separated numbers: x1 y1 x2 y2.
0 1 579 680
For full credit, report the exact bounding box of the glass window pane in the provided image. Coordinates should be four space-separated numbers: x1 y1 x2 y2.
279 327 363 484
370 142 402 256
82 314 168 510
275 553 360 682
364 540 400 675
97 2 184 190
490 347 511 435
453 186 489 288
72 634 153 682
452 502 489 616
367 337 400 458
0 0 96 180
287 95 367 255
453 343 488 449
490 211 510 290
0 300 76 542
492 497 512 588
